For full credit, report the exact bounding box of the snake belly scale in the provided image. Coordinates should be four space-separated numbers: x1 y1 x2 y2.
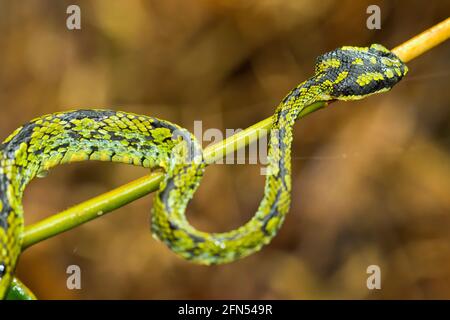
0 44 407 298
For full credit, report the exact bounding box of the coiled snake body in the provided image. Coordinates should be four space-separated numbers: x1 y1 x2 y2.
0 44 407 298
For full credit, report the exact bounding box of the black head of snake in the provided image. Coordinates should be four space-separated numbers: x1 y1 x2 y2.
0 44 407 298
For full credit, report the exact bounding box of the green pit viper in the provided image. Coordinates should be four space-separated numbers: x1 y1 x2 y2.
0 44 407 298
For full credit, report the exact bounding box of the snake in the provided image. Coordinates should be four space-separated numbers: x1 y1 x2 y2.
0 44 407 298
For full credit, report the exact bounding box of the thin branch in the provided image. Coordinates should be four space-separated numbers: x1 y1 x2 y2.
22 17 450 250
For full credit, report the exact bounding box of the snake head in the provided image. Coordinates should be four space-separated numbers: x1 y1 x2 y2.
315 44 408 101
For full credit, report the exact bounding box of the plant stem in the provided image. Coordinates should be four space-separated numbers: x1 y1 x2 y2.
22 102 325 249
22 17 450 250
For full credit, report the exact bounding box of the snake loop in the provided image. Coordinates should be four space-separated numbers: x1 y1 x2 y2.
0 44 407 298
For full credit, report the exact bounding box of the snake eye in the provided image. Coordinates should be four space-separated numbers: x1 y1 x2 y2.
0 263 5 278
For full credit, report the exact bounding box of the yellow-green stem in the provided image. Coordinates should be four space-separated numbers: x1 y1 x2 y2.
22 102 326 249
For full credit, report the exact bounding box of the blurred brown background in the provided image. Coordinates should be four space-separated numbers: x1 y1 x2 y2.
0 0 449 299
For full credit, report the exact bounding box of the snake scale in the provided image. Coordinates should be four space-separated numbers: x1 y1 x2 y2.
0 44 407 298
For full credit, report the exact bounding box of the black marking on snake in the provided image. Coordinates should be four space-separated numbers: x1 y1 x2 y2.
0 216 7 231
144 134 154 142
139 155 148 165
68 131 82 140
139 143 155 151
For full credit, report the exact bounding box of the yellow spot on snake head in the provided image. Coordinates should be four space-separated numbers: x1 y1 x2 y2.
370 57 377 64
